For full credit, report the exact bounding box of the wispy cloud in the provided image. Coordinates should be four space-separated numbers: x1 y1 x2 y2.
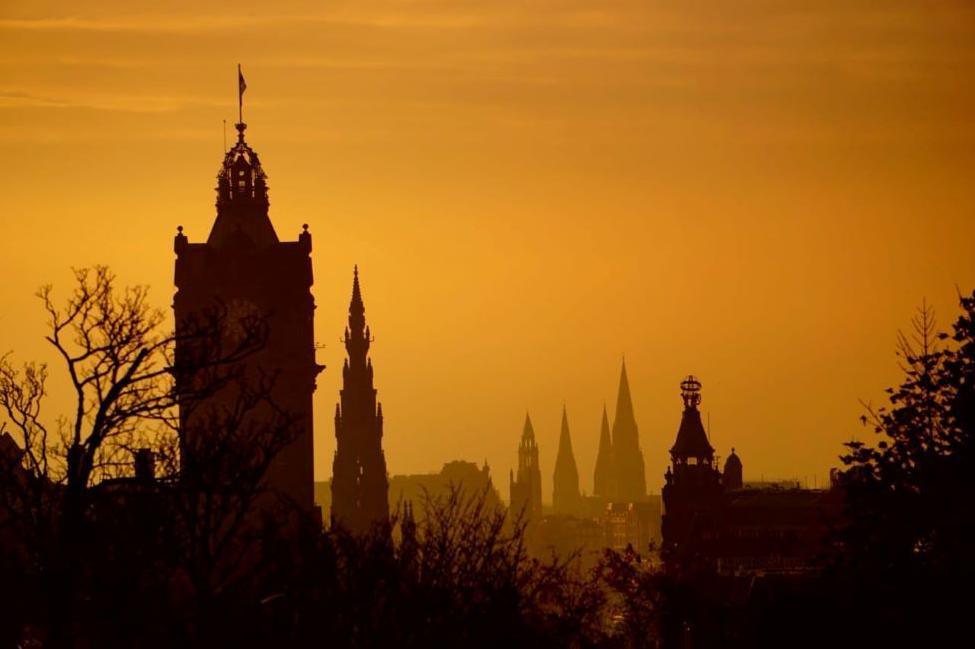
0 90 225 113
0 11 484 34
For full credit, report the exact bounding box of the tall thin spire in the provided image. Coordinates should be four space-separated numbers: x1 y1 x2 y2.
611 358 647 500
331 267 389 535
593 403 614 498
522 412 535 440
615 358 634 428
553 405 581 515
511 412 542 522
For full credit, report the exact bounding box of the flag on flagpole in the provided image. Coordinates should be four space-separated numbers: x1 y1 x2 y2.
238 64 246 122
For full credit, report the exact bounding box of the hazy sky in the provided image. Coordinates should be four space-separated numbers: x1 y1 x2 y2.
1 0 973 500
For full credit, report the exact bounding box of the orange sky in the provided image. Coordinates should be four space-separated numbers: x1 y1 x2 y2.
1 0 974 500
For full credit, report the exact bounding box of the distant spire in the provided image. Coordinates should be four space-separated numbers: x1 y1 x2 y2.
553 405 581 515
593 403 614 498
611 358 646 500
522 412 535 441
558 406 575 459
511 411 542 521
615 358 633 428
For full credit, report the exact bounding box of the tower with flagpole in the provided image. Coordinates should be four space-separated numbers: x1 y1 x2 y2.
173 67 321 516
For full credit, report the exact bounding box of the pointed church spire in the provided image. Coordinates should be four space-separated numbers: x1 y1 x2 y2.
522 412 535 441
344 265 369 363
614 358 634 429
511 412 542 522
594 403 614 498
553 405 581 515
611 358 647 500
350 264 364 315
331 266 389 535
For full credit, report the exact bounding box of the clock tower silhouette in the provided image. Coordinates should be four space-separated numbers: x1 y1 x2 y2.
173 111 320 516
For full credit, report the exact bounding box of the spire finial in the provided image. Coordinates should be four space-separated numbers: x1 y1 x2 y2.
680 375 702 409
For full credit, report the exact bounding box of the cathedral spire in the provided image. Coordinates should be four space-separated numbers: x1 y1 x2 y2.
614 358 634 429
553 405 581 515
611 358 647 500
522 412 535 441
594 403 614 498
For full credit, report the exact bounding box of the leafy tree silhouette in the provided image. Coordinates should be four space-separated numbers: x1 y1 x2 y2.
835 291 975 646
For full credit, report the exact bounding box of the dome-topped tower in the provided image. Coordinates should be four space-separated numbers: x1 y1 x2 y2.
661 375 723 563
208 118 278 249
670 375 715 465
218 122 269 204
723 448 743 490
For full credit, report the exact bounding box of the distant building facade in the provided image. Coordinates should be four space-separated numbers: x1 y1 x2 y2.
509 414 542 522
330 268 390 534
388 461 501 514
316 460 500 520
534 514 605 565
603 499 662 554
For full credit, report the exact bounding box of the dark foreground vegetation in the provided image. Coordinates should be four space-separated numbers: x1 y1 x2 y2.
1 268 973 648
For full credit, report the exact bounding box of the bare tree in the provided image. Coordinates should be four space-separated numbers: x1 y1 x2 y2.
0 266 288 646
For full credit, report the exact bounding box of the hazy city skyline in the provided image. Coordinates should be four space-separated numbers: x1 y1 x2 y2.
2 1 974 501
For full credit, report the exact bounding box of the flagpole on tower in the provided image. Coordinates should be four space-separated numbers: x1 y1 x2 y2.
237 63 244 124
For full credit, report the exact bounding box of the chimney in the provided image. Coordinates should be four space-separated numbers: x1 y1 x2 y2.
134 448 155 483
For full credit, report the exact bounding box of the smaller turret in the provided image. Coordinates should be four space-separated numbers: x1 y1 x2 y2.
661 375 723 563
723 448 743 490
510 413 542 522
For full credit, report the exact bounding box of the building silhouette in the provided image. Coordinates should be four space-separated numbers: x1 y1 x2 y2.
661 375 721 561
509 413 542 522
330 267 390 534
173 117 319 513
316 460 501 520
552 406 581 516
610 359 647 501
661 375 841 574
592 404 614 498
723 447 743 490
